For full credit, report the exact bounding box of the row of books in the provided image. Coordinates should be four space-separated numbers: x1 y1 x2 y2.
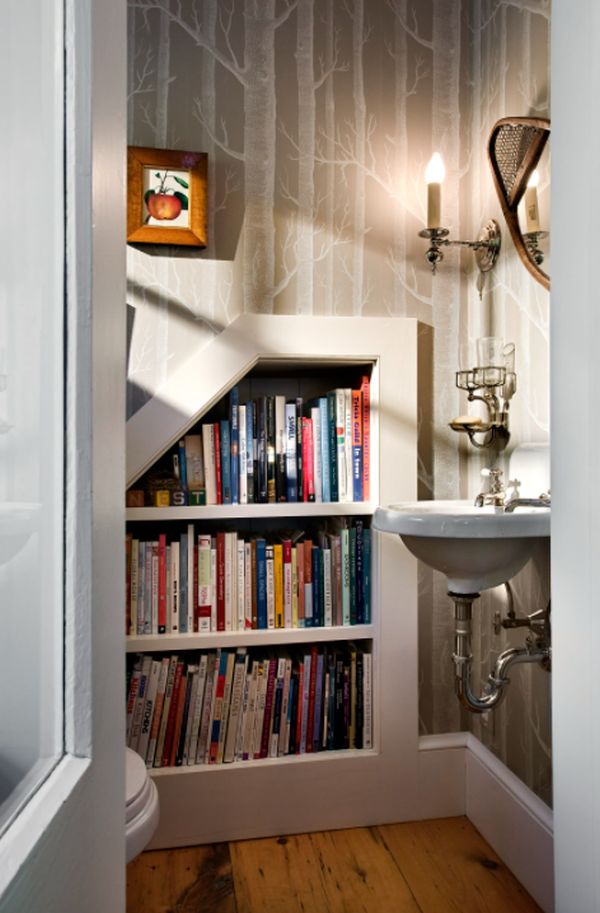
130 379 370 507
126 644 373 768
126 520 371 635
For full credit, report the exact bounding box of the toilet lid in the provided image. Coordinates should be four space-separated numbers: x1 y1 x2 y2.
126 748 148 810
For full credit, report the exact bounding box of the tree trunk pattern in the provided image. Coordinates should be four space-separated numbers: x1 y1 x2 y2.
351 0 366 316
295 0 315 315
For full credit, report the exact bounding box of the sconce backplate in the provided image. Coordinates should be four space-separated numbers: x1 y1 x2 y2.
475 219 501 273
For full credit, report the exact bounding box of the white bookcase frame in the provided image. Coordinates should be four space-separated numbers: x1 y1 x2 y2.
126 315 420 847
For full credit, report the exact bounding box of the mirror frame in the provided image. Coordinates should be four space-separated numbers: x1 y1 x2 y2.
488 116 550 290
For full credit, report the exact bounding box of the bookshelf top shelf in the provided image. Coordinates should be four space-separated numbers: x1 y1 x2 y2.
126 502 375 522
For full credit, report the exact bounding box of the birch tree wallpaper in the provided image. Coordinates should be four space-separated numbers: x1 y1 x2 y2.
127 0 551 803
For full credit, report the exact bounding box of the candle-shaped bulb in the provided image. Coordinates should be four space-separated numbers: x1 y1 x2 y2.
524 169 540 233
425 153 445 229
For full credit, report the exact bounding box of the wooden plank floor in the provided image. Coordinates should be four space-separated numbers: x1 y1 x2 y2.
126 816 542 913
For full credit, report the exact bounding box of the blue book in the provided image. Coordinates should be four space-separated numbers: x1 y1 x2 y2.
312 546 322 628
363 527 371 623
179 531 188 634
220 419 232 504
230 387 239 505
209 650 231 762
319 397 330 502
256 538 267 629
246 401 255 503
178 440 188 490
326 392 338 502
285 401 297 502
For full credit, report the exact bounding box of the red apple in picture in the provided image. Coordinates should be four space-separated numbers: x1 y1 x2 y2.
146 192 182 221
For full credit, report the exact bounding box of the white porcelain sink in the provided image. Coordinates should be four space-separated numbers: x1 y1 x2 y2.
373 500 550 594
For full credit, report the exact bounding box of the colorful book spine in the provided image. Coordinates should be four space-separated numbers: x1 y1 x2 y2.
170 541 179 633
311 405 322 503
351 388 363 502
257 396 267 503
230 386 239 505
285 401 297 502
295 397 303 502
319 396 330 502
178 531 188 634
304 539 313 626
275 394 287 502
256 538 267 630
216 532 226 632
196 534 212 633
266 395 276 504
355 520 365 624
202 423 217 505
283 539 293 628
246 401 255 504
157 533 167 634
327 391 338 502
238 403 247 505
178 440 188 490
360 374 370 502
214 422 222 505
266 544 275 629
302 417 315 502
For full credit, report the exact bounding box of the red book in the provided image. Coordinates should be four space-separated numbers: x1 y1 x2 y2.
295 661 305 753
296 541 305 626
216 531 226 632
360 375 370 501
214 422 223 505
305 646 319 752
259 658 278 758
169 669 188 766
301 417 315 502
157 533 167 634
161 660 184 767
195 534 212 632
209 651 229 764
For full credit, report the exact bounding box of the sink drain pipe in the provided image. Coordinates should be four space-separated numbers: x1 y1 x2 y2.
450 592 550 713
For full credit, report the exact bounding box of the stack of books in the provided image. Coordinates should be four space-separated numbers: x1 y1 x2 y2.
126 520 371 635
126 643 372 768
137 377 370 507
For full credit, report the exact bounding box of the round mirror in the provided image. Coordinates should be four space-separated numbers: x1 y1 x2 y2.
488 117 550 290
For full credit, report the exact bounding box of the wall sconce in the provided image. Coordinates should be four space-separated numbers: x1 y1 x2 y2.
522 169 548 267
449 339 516 451
419 153 501 276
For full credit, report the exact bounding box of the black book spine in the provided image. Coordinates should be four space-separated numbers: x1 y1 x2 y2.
266 395 276 503
257 396 267 503
295 396 303 501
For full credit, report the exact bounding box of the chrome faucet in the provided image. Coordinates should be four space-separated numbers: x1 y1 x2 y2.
474 467 506 507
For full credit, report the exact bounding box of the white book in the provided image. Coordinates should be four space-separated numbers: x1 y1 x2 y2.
235 670 252 761
202 423 217 505
210 541 217 632
335 389 349 502
129 538 139 636
244 542 252 630
238 404 247 504
266 544 275 629
137 659 161 763
363 651 373 749
344 388 353 502
196 652 217 765
275 394 286 501
223 648 248 763
197 534 212 634
311 405 322 502
251 660 268 760
224 532 237 632
170 541 180 633
181 664 200 765
285 401 297 501
323 546 333 626
217 651 237 763
129 655 153 751
187 522 195 632
241 660 260 761
279 657 293 756
187 653 208 766
237 539 245 631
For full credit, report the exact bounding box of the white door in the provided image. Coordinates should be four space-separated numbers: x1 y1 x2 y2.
0 0 126 910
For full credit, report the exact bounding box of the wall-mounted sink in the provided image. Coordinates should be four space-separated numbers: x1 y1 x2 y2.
373 500 550 594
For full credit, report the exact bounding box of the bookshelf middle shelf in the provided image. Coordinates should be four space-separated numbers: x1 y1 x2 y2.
126 502 374 522
126 623 375 653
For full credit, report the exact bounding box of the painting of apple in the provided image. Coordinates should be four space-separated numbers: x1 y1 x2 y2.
146 192 182 220
143 167 190 227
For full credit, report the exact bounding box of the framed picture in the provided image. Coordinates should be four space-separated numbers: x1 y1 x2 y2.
127 146 208 247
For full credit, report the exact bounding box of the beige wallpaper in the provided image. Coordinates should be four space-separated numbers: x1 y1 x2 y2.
127 0 551 804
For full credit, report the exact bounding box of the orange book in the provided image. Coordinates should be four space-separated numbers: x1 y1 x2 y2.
360 375 370 501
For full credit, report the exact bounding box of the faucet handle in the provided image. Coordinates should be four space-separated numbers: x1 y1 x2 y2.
481 467 504 492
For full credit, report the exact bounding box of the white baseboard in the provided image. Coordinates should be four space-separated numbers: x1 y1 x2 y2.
419 733 554 913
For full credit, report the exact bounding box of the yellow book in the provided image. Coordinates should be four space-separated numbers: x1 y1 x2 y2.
274 543 284 628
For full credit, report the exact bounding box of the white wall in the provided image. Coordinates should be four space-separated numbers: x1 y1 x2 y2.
551 1 600 910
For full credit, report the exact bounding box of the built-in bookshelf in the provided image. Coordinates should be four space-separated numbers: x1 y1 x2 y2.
125 315 420 848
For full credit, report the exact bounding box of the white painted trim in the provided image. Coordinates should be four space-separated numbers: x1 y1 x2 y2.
0 757 89 897
417 733 553 913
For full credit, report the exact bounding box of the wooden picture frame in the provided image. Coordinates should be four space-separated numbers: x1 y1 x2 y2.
127 146 208 247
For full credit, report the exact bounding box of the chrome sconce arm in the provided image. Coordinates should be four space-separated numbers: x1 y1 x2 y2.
449 365 516 451
418 219 502 276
